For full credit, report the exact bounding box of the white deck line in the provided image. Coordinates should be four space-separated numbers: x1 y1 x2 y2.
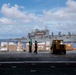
0 61 76 63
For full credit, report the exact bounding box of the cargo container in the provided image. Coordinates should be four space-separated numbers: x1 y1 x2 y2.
65 44 73 51
0 42 8 51
17 42 24 51
8 42 17 51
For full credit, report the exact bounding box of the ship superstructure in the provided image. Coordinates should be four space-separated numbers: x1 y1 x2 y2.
27 28 76 42
12 28 76 43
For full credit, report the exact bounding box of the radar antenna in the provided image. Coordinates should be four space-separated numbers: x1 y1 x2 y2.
45 25 48 30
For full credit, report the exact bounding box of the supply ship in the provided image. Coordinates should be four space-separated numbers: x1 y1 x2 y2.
12 28 76 43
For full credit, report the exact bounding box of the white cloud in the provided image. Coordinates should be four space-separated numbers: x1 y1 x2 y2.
41 0 76 21
66 0 76 13
0 24 30 39
1 3 25 19
1 3 38 23
0 17 14 25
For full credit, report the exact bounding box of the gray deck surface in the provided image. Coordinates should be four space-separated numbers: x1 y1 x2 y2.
0 50 76 63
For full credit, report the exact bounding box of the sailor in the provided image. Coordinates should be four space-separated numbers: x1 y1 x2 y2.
34 40 38 54
51 41 56 49
29 39 32 53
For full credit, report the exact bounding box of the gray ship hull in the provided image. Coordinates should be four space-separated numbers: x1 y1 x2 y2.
11 37 76 43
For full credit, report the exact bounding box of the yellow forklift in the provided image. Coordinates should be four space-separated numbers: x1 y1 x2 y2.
50 40 66 54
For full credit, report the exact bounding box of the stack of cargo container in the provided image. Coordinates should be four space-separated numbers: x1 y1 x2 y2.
0 42 8 51
8 42 17 51
17 42 24 51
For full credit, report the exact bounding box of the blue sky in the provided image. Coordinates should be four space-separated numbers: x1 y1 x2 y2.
0 0 66 8
0 0 76 39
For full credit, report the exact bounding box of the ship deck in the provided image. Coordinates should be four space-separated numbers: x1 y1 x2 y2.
0 51 76 75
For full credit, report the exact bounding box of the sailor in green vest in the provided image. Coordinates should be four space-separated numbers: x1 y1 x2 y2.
29 39 32 53
51 41 56 50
